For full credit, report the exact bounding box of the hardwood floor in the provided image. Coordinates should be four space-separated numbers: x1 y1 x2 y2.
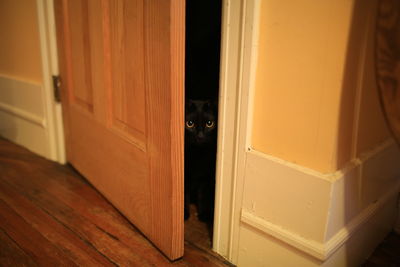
184 205 213 253
362 231 400 267
0 138 231 266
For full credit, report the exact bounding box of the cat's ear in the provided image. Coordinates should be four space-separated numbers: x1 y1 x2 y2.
186 99 196 112
212 99 218 109
205 99 218 110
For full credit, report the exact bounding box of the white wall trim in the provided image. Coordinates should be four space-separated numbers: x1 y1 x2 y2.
0 102 45 128
0 75 47 129
213 0 242 256
241 178 400 261
325 179 399 259
249 138 397 183
239 140 400 262
213 0 260 263
241 209 326 260
36 0 66 163
0 75 50 157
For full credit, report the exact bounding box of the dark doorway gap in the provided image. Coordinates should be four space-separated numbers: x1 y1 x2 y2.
184 0 223 252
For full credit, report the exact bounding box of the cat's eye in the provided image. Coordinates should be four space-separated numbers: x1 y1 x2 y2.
186 120 195 128
205 120 215 128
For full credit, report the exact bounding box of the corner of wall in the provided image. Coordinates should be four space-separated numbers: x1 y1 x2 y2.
237 139 400 266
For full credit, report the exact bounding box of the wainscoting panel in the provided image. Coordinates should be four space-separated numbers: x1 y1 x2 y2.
0 75 49 157
238 140 400 266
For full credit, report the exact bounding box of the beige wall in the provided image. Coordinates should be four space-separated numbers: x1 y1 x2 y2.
0 0 42 83
252 0 389 173
237 2 399 265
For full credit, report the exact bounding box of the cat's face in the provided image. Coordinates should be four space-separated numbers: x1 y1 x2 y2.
185 100 217 145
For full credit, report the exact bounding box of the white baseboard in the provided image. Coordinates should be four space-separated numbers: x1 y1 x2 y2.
241 178 400 261
0 102 45 127
238 140 400 265
238 194 397 267
0 75 50 157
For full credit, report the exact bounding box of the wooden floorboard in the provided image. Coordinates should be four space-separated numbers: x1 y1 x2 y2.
0 228 39 267
0 138 230 267
362 231 400 267
184 205 212 251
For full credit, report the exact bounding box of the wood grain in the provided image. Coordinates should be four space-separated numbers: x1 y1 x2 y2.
68 0 94 112
185 205 212 251
0 138 229 266
363 232 400 266
0 181 113 266
143 0 185 259
0 229 38 267
54 0 185 259
0 199 77 266
109 0 147 139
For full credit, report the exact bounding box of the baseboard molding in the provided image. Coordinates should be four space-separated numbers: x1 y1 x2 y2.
0 102 45 128
241 178 400 261
0 75 49 157
0 75 45 116
241 209 325 259
240 139 400 262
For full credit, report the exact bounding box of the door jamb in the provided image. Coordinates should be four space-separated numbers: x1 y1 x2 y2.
36 0 66 163
213 0 260 263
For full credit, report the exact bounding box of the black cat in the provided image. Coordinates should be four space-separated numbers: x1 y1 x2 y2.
184 100 217 224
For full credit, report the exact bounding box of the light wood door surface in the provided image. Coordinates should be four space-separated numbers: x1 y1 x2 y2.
54 0 184 260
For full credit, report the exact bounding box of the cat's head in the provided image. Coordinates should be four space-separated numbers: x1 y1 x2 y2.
185 99 217 145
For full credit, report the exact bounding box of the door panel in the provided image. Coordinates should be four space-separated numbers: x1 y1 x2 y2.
109 0 146 139
68 0 94 112
54 0 184 260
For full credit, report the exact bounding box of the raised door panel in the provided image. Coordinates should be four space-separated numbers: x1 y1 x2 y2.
109 0 146 149
67 0 94 112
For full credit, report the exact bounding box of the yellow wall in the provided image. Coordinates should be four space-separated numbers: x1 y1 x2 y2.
252 0 389 173
0 0 42 83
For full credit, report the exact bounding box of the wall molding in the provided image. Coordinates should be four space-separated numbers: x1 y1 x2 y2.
241 209 325 259
241 178 400 261
249 139 397 183
0 102 46 128
0 75 46 128
240 139 400 261
0 75 49 157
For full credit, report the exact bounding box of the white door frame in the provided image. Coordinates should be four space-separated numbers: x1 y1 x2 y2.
213 0 260 263
36 0 65 164
39 0 261 264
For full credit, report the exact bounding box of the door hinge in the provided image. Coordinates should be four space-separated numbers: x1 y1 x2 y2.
52 75 62 103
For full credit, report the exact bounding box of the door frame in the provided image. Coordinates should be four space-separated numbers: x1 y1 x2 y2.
39 0 261 264
36 0 66 163
213 0 260 263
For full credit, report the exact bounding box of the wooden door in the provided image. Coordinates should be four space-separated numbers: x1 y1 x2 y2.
54 0 184 260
